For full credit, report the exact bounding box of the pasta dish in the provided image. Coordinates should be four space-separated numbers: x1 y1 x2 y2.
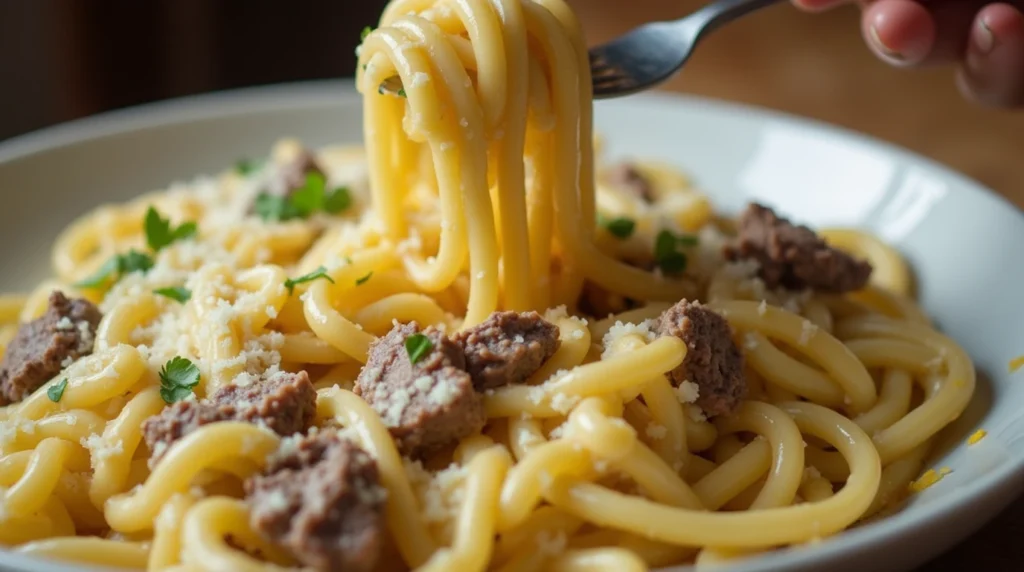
0 0 977 570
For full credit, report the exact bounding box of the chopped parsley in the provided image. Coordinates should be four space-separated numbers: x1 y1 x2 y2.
254 193 302 222
159 357 200 403
361 26 373 41
285 266 335 295
47 379 68 403
654 230 699 275
397 88 407 98
74 249 154 289
145 207 197 252
235 159 261 176
355 272 373 286
405 333 433 364
324 187 353 214
605 217 636 239
255 174 353 222
154 286 191 303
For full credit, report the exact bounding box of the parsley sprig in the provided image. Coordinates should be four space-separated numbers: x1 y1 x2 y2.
159 357 200 403
235 158 262 176
75 207 197 291
145 207 197 252
654 230 700 275
75 249 155 289
154 286 191 303
255 173 352 222
47 379 68 403
405 333 433 364
284 266 335 295
356 272 373 286
605 217 636 239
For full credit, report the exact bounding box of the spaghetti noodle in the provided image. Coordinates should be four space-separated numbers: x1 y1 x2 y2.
0 0 976 570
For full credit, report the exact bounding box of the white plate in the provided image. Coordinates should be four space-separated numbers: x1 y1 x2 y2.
0 80 1022 572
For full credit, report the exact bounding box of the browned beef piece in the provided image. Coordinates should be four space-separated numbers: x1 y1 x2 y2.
142 370 316 466
723 203 872 293
657 299 746 417
354 322 485 458
211 370 318 436
453 311 561 390
246 431 385 572
0 291 102 404
608 163 655 202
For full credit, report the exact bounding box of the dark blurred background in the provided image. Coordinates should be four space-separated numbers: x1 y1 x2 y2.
0 2 1022 566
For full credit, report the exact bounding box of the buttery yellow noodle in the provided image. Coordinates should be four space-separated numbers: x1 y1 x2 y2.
105 422 280 533
543 402 881 548
417 446 511 571
835 315 974 465
315 387 436 566
14 538 150 569
12 345 146 422
89 386 166 507
149 493 197 571
709 300 877 412
180 497 299 571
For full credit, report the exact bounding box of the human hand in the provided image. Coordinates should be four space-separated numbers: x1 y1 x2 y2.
792 1 1024 107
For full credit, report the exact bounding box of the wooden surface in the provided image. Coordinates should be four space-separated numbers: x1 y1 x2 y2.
567 1 1022 570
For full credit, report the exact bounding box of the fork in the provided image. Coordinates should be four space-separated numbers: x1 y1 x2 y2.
376 0 786 99
589 0 786 98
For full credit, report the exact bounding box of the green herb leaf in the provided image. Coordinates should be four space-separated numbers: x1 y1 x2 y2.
405 333 433 364
284 266 335 295
290 172 327 216
159 357 201 403
74 250 154 290
654 230 676 258
676 234 700 247
653 230 688 275
397 88 407 98
119 250 155 275
324 187 353 214
74 257 121 289
355 272 373 286
656 251 688 274
254 193 301 222
47 379 68 403
154 286 191 303
235 159 261 176
605 217 636 239
361 26 373 41
145 207 197 252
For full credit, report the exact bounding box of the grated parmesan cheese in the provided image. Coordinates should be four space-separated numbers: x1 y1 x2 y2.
675 381 700 404
799 320 818 346
967 429 987 446
645 423 668 440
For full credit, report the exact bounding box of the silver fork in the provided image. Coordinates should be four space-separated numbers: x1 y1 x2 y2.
589 0 786 98
376 0 785 99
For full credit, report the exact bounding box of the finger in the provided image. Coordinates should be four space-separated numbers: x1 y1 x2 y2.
861 0 936 66
957 3 1024 106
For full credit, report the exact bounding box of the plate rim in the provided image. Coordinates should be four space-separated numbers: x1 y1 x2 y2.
0 79 1022 572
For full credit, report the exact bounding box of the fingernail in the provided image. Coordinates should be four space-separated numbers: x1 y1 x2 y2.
975 19 996 54
869 24 905 62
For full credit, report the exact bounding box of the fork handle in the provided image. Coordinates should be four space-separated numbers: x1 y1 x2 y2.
686 0 787 40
